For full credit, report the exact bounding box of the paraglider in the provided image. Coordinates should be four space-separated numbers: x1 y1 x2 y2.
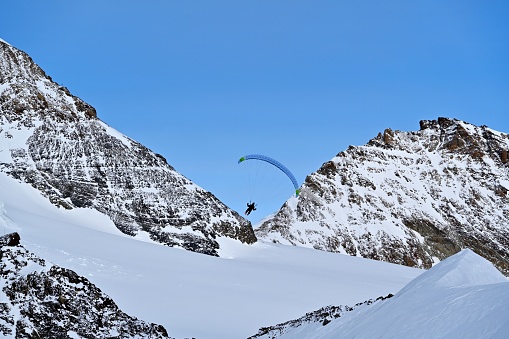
238 154 300 197
245 202 256 215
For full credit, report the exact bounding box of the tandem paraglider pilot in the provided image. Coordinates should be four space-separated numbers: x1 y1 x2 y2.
245 202 256 216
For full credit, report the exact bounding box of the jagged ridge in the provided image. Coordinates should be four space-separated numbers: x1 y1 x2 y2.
248 294 394 339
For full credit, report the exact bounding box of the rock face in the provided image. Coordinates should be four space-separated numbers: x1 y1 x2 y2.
257 118 509 274
0 233 171 338
0 40 256 256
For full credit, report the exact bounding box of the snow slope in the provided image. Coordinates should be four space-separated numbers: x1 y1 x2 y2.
256 249 509 339
0 171 422 338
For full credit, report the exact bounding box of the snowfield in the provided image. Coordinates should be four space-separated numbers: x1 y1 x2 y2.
0 172 422 338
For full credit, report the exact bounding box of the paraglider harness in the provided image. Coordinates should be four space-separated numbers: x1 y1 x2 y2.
245 202 257 215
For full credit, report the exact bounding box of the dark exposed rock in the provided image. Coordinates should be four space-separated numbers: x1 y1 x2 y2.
402 218 461 260
502 150 508 163
383 128 395 146
0 233 20 247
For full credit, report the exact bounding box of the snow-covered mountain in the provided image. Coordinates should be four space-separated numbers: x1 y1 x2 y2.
0 232 171 338
257 118 509 274
250 249 509 339
0 39 255 256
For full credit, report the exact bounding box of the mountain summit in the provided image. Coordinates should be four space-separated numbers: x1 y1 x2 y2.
0 40 256 256
257 117 509 274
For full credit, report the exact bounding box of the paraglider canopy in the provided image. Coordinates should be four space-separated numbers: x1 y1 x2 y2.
238 154 300 197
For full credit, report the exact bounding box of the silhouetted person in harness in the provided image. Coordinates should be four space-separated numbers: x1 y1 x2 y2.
245 202 256 215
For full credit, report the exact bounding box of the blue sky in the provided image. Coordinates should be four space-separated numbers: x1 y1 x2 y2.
2 1 508 222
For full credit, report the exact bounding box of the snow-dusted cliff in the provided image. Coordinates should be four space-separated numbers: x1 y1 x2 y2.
0 40 256 256
257 118 509 274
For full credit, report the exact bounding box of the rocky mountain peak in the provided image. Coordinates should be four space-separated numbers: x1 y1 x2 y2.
0 40 48 82
368 117 506 159
0 40 255 256
257 118 509 274
0 40 96 122
369 117 509 163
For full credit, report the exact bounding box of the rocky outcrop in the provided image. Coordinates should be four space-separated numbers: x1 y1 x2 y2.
257 118 509 274
0 233 171 338
249 294 394 339
0 40 256 256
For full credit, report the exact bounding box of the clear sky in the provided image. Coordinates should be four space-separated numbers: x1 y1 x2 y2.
1 1 508 223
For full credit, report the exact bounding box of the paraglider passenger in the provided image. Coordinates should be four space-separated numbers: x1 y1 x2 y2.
245 202 256 215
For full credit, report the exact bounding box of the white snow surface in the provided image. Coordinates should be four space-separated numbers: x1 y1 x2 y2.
266 249 509 339
0 171 423 339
